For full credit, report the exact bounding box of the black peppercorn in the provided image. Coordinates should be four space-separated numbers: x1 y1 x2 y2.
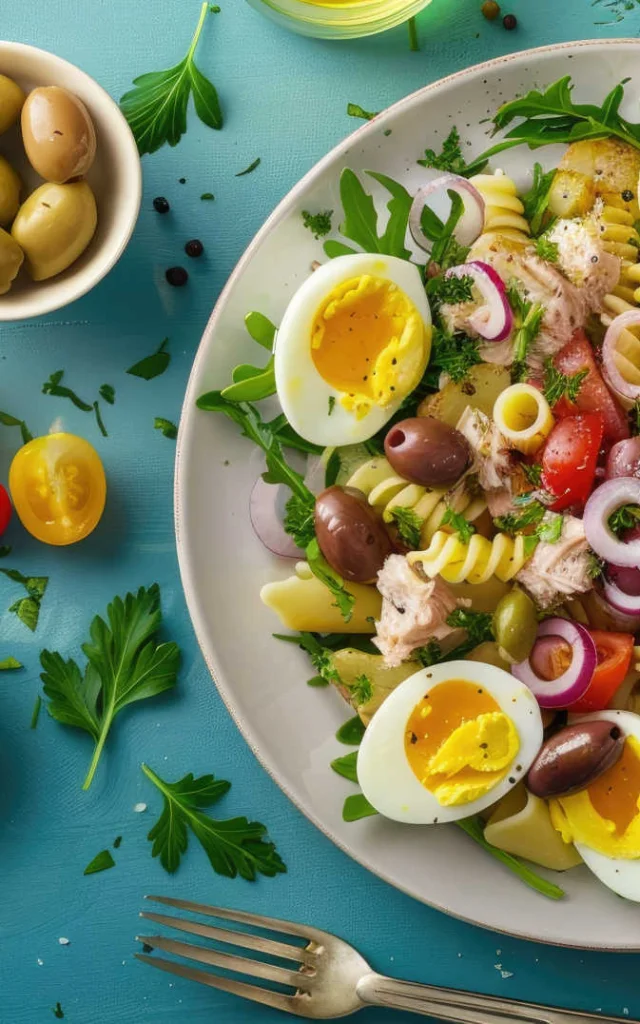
153 196 170 214
503 13 517 28
622 189 634 202
166 266 188 286
185 239 204 258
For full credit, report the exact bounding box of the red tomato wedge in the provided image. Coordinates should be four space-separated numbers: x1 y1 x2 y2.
541 412 604 511
568 631 635 713
553 331 629 443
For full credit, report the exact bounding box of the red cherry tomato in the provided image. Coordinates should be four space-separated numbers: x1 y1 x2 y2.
568 631 634 713
541 412 604 511
0 484 12 536
553 331 629 443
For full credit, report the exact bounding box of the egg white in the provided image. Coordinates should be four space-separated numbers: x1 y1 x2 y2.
274 254 431 447
566 710 640 902
357 659 543 825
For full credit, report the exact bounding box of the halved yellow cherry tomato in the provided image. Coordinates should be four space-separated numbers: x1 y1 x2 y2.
9 432 106 545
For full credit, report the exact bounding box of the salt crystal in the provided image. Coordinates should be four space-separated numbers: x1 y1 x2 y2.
58 938 70 946
133 802 147 813
37 959 43 966
501 971 514 980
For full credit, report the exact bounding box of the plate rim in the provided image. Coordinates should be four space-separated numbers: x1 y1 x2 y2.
175 38 640 951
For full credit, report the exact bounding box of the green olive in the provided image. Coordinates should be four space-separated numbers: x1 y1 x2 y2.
492 588 538 665
0 74 25 135
0 156 21 227
0 227 24 295
11 181 97 281
21 86 97 183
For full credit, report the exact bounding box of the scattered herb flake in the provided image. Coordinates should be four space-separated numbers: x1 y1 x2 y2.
415 639 443 667
446 608 494 648
113 835 123 849
127 339 170 380
587 551 605 579
99 384 115 405
0 656 21 670
328 395 336 417
427 326 481 384
407 16 420 50
52 1003 64 1020
535 236 559 262
441 506 476 544
324 448 341 488
154 417 178 439
522 463 543 487
201 192 215 200
93 401 108 438
608 503 640 537
349 674 373 706
428 272 474 307
389 506 424 549
0 569 49 632
42 370 92 412
283 492 316 549
346 102 379 121
419 126 470 175
495 501 546 534
0 410 33 444
343 793 378 822
236 157 261 177
84 849 116 875
302 210 333 239
537 513 564 544
542 360 588 407
273 632 342 685
330 750 358 782
30 694 42 730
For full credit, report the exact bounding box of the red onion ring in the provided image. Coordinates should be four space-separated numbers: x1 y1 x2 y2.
605 436 640 480
250 477 302 558
583 477 640 568
409 174 485 252
445 261 514 342
602 309 640 402
602 576 640 617
512 618 597 708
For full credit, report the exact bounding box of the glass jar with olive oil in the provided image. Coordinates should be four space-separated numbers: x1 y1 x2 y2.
246 0 433 40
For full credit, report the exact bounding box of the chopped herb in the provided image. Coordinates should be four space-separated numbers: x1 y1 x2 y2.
0 569 49 632
52 1003 65 1019
441 506 476 544
273 631 342 685
523 534 540 558
201 192 215 200
99 384 115 405
427 326 481 384
349 674 373 706
30 694 42 729
587 551 605 579
336 715 366 745
407 15 420 50
142 762 286 879
84 849 116 875
537 512 564 544
113 835 123 849
632 399 640 436
522 162 557 236
42 370 92 411
427 272 474 307
347 102 379 121
120 2 222 155
542 359 588 407
302 209 333 239
307 675 329 687
343 793 378 822
608 503 640 537
389 506 424 549
495 501 546 534
154 417 178 439
93 401 108 438
0 656 21 670
324 449 341 488
0 410 33 444
127 338 170 380
41 584 180 790
236 157 261 177
535 236 559 262
331 750 358 782
507 285 545 383
283 492 316 549
328 395 336 416
522 463 543 487
446 608 494 649
414 639 443 667
418 126 471 176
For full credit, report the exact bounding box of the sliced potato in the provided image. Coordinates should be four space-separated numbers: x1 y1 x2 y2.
418 364 511 426
331 648 416 725
557 138 640 217
547 169 596 219
260 574 380 633
465 640 511 671
485 784 582 871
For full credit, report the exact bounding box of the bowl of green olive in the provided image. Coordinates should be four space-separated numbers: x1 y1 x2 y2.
0 41 141 320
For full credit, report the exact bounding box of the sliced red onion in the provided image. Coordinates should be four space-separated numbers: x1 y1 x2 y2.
583 477 640 567
602 575 640 617
250 477 301 558
303 454 326 495
445 261 514 342
589 588 640 634
605 436 640 480
409 174 485 252
512 618 597 708
602 310 640 402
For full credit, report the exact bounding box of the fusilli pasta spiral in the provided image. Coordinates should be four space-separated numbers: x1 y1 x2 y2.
407 530 532 585
470 170 530 242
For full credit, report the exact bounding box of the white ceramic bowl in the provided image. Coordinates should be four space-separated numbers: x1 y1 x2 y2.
0 41 141 321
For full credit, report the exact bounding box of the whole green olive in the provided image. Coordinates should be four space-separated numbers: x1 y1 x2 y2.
0 74 25 135
527 720 625 798
21 86 96 184
0 227 24 295
12 181 97 281
0 155 20 227
384 417 472 488
492 588 538 664
315 485 394 583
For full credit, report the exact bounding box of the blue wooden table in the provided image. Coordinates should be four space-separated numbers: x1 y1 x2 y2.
3 0 640 1021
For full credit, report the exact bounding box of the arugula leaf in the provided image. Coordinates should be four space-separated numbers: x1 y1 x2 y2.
245 311 276 350
30 694 42 730
93 401 108 438
41 584 180 790
0 410 33 444
523 463 543 487
535 236 559 262
336 715 366 745
99 384 115 405
418 126 472 175
323 240 358 259
349 674 373 706
222 359 275 402
331 750 359 782
609 503 640 537
120 2 222 155
522 163 557 236
84 849 116 875
302 210 333 239
325 449 340 487
42 370 92 412
236 158 261 177
273 631 342 685
507 284 545 382
306 538 355 622
441 506 476 544
142 763 286 879
127 339 170 380
347 102 379 121
366 171 413 261
0 569 49 632
457 816 564 900
427 326 482 384
343 793 378 822
283 492 316 549
542 359 588 407
336 168 412 260
420 190 470 271
0 656 21 670
154 417 178 439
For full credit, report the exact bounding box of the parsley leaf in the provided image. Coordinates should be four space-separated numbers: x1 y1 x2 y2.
273 631 342 686
0 410 33 444
415 639 443 666
608 503 640 537
84 849 116 875
494 501 546 534
154 417 178 439
302 210 333 239
331 750 358 782
236 157 261 177
127 339 170 380
120 2 222 156
522 162 557 236
389 506 424 549
336 715 366 745
441 506 476 544
457 815 564 900
41 584 180 790
446 608 494 648
349 674 373 706
427 272 474 307
535 236 559 262
542 359 588 407
587 551 605 579
347 102 379 121
245 311 276 350
283 492 316 549
0 568 49 631
507 284 544 382
42 370 92 411
427 326 481 384
142 762 286 879
537 512 564 544
343 793 378 821
522 463 543 487
418 126 471 175
99 384 115 405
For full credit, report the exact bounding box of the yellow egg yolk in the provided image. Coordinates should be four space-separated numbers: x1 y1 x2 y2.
404 679 520 807
550 735 640 859
311 274 429 420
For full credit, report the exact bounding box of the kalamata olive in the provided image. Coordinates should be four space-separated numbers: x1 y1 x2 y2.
384 417 472 488
0 74 25 135
526 720 625 799
21 86 96 183
315 485 393 583
0 227 24 295
0 155 20 227
492 589 538 664
12 181 97 281
605 436 640 480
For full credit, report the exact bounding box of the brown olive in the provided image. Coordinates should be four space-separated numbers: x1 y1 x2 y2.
21 86 96 184
315 485 393 583
384 417 471 488
526 720 625 799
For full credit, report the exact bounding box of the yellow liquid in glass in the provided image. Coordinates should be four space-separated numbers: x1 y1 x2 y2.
297 0 370 6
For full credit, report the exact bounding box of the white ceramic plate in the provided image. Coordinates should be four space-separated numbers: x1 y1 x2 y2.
176 40 640 950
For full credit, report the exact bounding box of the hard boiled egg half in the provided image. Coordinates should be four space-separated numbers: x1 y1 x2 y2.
357 660 543 824
549 710 640 902
274 254 431 447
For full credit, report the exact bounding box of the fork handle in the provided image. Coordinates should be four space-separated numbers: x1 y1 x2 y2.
356 972 633 1023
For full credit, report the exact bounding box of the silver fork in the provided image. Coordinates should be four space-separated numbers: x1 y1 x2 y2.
135 896 636 1022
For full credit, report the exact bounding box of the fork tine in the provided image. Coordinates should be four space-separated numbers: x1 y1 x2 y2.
144 896 325 945
139 911 309 963
134 954 297 1015
136 934 312 990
